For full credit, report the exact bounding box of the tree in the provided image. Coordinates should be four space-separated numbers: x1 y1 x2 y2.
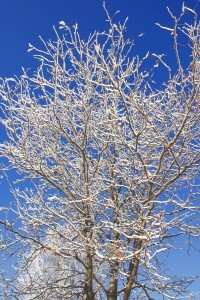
15 226 85 299
0 3 199 299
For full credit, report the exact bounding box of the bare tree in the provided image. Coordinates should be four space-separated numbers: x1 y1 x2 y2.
15 226 86 299
0 3 199 300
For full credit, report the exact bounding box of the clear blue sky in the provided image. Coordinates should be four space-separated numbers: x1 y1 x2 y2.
0 0 199 298
0 0 198 77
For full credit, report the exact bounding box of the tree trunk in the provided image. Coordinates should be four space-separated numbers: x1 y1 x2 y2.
82 155 95 300
82 240 94 300
123 239 142 300
107 263 118 300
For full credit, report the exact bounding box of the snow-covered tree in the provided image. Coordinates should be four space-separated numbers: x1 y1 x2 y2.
15 226 86 299
0 4 199 300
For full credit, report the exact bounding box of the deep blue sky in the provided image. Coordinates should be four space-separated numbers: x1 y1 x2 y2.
0 0 199 298
0 0 199 77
